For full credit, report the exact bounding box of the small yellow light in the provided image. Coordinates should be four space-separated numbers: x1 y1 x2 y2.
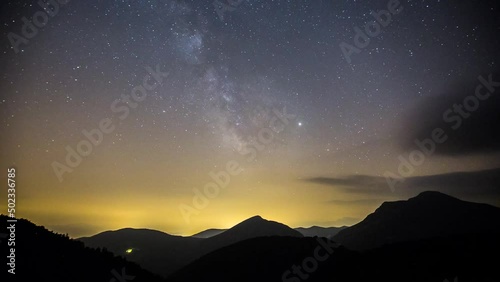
125 248 133 254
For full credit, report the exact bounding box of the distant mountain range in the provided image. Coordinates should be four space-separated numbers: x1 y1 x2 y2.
191 228 226 238
169 191 500 282
295 226 347 238
79 215 302 277
192 225 347 239
4 191 500 281
168 230 500 282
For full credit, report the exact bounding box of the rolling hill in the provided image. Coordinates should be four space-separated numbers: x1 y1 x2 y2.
79 215 302 277
0 215 164 282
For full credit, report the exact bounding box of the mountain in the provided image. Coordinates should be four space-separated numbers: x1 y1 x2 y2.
79 228 202 278
168 232 500 282
191 228 226 238
295 226 347 238
199 215 302 252
192 224 345 239
0 215 164 282
79 215 301 278
168 236 350 282
333 191 500 250
191 227 346 240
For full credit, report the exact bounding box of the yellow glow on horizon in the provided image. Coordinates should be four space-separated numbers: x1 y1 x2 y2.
5 174 382 238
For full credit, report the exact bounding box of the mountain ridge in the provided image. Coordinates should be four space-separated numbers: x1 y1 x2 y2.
333 191 500 250
79 215 302 277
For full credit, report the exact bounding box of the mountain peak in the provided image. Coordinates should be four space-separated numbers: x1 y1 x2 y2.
413 190 459 200
207 216 302 243
377 191 462 212
242 215 265 223
334 191 500 250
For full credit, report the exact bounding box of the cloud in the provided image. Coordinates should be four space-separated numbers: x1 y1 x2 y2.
306 168 500 201
309 175 388 194
398 70 500 156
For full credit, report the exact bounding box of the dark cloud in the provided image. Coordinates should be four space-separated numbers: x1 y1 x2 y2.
307 168 500 203
399 70 500 156
309 175 388 194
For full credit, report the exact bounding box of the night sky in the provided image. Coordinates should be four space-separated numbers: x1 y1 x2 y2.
1 0 499 237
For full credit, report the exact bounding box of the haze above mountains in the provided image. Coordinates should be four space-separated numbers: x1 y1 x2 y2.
3 191 500 282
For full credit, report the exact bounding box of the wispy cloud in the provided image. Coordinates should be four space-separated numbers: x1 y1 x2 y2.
306 168 500 203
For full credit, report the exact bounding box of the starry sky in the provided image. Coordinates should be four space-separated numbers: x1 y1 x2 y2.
1 0 499 237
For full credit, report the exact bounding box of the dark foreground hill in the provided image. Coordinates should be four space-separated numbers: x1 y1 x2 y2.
168 233 500 282
334 191 500 250
0 215 164 282
79 228 201 279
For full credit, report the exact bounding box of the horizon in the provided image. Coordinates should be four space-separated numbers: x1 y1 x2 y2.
6 213 356 239
9 190 498 238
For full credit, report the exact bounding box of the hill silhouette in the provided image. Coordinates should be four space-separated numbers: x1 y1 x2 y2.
0 215 164 282
190 228 225 238
168 233 500 282
191 224 345 238
198 215 302 252
79 215 301 277
333 191 500 250
28 191 500 281
78 228 201 279
295 226 347 238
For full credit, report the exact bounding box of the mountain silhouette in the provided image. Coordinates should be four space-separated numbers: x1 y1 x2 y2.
79 228 202 278
79 215 301 277
0 215 164 282
333 191 500 250
3 191 500 281
199 215 302 252
295 226 347 238
190 228 226 238
191 224 344 239
168 236 351 282
168 232 500 282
